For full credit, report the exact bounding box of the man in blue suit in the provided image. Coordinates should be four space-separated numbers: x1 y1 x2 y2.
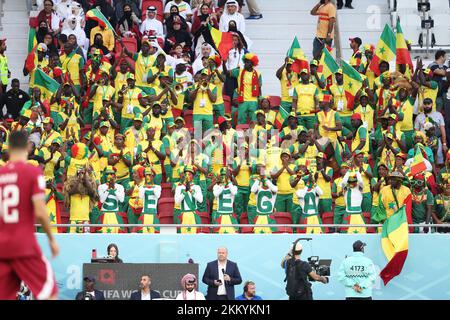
202 247 242 300
130 275 161 300
75 276 105 300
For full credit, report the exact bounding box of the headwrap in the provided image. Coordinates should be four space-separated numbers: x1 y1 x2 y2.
71 143 89 160
238 54 260 103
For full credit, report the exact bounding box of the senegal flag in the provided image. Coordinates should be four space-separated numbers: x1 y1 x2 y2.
208 24 233 61
274 105 289 130
410 147 427 176
86 8 116 35
27 27 37 54
33 68 60 101
380 206 409 285
318 46 339 79
342 60 363 110
395 18 413 76
369 24 396 76
286 36 309 73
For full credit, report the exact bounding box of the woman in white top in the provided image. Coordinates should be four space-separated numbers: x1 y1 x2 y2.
176 274 206 300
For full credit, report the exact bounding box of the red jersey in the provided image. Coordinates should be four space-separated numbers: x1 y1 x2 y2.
0 161 46 259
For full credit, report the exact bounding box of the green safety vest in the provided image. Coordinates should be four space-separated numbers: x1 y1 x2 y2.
0 55 8 85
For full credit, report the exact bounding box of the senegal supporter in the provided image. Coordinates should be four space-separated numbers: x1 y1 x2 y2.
124 114 146 161
416 60 439 111
276 57 300 114
170 133 187 186
259 97 277 126
352 150 374 213
63 164 98 233
111 51 135 90
271 150 295 213
309 59 326 91
205 55 226 118
222 115 237 147
107 133 132 190
42 178 63 233
146 73 179 125
116 73 147 132
296 173 323 234
374 71 396 115
289 158 308 225
316 94 342 143
42 53 63 82
232 142 253 220
40 117 61 148
353 90 375 133
252 110 272 142
58 96 83 142
330 69 352 133
162 122 178 182
410 173 434 233
146 53 174 89
370 164 389 225
38 137 63 182
23 43 49 91
60 42 84 94
349 113 369 154
292 68 319 130
312 152 333 218
65 142 90 178
289 128 313 161
137 167 162 234
211 167 239 234
227 53 262 125
89 71 116 125
93 121 114 172
372 61 391 91
175 165 203 234
359 44 376 90
136 126 165 185
280 113 306 145
396 80 418 150
183 139 209 213
190 69 217 132
51 81 81 128
332 162 350 230
122 38 158 95
251 163 278 234
341 170 366 234
126 165 145 231
98 166 126 234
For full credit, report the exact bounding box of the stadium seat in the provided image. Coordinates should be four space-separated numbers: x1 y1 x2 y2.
274 212 293 233
223 95 232 115
142 0 164 22
183 110 193 128
114 37 137 69
396 0 418 14
161 182 173 198
239 212 254 233
158 197 174 224
236 123 249 131
198 211 211 224
431 14 450 46
268 96 281 108
401 14 423 46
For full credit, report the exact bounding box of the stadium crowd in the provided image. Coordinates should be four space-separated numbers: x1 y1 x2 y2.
0 0 449 235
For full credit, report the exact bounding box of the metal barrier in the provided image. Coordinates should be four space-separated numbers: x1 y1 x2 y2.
34 223 450 228
0 0 4 32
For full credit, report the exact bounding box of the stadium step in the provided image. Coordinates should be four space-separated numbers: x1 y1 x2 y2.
337 0 391 62
1 0 30 90
245 0 320 96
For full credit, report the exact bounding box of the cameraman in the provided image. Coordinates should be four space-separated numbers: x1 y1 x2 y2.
338 241 376 300
281 241 328 300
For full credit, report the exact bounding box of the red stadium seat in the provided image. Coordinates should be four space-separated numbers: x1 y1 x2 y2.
158 197 174 224
268 95 281 108
114 38 136 69
198 211 211 224
236 124 249 131
223 95 232 115
274 212 293 233
183 110 193 128
142 0 164 22
161 182 173 198
239 212 253 233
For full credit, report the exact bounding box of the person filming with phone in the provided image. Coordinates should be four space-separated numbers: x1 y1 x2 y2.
202 247 242 300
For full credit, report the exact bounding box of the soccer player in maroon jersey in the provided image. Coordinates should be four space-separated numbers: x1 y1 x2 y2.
0 131 59 300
